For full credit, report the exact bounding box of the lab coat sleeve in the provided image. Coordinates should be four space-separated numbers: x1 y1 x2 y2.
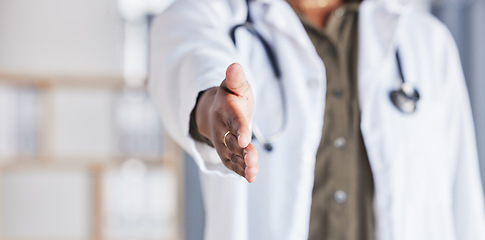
443 25 485 239
148 0 245 177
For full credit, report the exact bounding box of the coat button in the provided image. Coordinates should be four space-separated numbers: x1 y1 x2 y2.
333 137 347 149
334 190 347 204
326 45 336 56
335 8 345 18
331 89 343 98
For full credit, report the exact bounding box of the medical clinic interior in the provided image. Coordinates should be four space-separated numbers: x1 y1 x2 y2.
0 0 484 240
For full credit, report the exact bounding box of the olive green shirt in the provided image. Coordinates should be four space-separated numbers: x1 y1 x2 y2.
298 3 375 240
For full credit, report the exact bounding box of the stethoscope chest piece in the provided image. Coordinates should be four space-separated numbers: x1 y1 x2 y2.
390 82 420 114
390 50 420 114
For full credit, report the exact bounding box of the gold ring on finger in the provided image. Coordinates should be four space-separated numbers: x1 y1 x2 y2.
223 131 231 147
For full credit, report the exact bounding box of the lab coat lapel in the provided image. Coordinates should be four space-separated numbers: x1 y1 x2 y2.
358 0 411 117
359 1 406 74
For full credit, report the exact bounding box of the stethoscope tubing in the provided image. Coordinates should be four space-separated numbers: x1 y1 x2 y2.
230 0 421 150
230 0 287 151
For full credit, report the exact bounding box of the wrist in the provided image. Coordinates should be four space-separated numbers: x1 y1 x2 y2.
194 87 217 142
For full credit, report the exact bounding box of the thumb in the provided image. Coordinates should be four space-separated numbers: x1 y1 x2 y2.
221 63 253 148
224 63 250 96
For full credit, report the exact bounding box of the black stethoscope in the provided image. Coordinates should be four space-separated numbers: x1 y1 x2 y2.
230 0 420 151
230 0 285 151
390 50 421 114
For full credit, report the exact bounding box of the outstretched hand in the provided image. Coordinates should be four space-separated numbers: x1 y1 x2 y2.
195 63 258 182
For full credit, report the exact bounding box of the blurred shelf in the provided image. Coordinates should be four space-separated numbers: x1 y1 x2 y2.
0 156 183 240
0 70 184 240
0 72 125 89
0 156 179 170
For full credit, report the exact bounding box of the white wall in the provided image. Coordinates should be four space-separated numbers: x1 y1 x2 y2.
0 0 124 76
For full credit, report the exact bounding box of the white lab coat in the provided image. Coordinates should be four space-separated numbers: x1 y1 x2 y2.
148 0 485 239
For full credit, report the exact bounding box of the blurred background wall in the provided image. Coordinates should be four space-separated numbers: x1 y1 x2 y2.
0 0 483 240
0 0 182 240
